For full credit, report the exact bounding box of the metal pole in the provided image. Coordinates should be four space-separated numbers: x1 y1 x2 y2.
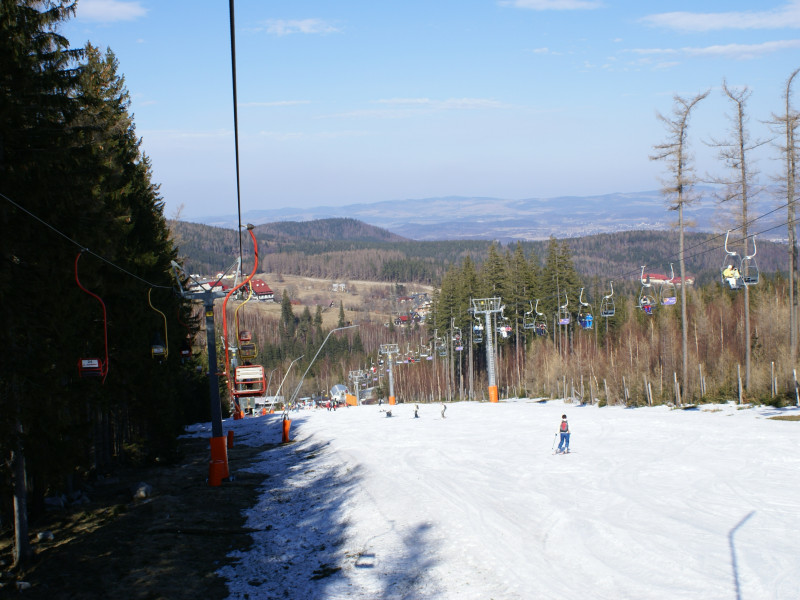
272 355 304 411
289 325 357 404
204 297 224 439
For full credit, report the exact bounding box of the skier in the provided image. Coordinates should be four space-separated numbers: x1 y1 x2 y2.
414 404 419 418
441 403 447 419
556 414 570 454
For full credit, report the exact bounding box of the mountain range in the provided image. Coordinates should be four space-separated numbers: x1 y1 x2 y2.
193 189 785 242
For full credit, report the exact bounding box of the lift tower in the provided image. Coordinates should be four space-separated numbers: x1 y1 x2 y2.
471 297 504 403
380 343 400 405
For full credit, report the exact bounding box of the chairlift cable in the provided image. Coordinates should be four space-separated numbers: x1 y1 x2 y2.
1 190 172 290
228 0 245 269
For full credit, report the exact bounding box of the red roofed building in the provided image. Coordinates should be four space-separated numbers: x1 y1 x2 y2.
250 279 275 302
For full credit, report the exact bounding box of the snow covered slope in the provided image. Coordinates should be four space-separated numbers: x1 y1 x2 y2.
186 400 800 600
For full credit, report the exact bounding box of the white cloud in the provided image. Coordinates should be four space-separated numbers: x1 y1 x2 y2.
319 98 509 120
375 98 509 110
631 39 800 60
76 0 147 22
258 130 370 141
683 39 800 59
264 19 340 36
641 1 800 32
499 0 603 10
240 100 311 107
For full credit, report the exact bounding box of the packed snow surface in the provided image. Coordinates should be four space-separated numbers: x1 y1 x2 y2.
185 400 800 599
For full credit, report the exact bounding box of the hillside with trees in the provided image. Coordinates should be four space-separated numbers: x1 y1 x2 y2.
171 218 789 286
1 2 204 568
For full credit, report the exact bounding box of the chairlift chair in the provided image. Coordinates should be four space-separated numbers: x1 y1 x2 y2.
638 266 657 314
558 293 571 325
660 264 678 306
600 282 615 318
78 358 105 378
233 364 266 397
741 236 759 286
235 285 258 360
523 302 536 330
721 230 744 290
532 299 548 336
75 252 109 381
473 319 484 343
151 333 167 361
147 288 169 361
577 288 593 329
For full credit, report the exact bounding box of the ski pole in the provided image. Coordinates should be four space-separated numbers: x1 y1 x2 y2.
551 432 558 450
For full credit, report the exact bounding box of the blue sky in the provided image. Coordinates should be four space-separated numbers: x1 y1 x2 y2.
62 1 800 220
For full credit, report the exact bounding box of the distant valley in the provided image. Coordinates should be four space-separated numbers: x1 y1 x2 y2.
192 189 786 243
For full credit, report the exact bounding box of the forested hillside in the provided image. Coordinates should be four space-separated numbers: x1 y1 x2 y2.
1 3 204 568
171 219 788 285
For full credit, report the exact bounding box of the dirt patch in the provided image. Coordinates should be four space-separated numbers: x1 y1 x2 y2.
0 436 273 599
238 273 432 329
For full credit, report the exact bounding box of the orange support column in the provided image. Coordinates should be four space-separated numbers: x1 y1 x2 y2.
282 416 292 443
489 385 499 403
389 396 396 405
209 436 229 486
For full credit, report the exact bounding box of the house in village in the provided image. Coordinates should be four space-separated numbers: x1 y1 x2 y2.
250 279 275 302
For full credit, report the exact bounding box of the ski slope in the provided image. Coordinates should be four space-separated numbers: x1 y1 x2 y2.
185 400 800 599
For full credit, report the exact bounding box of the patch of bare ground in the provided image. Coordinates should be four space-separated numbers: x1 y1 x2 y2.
0 436 274 600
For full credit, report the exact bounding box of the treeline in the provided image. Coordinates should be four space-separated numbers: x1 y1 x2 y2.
172 217 789 286
1 2 204 567
423 239 798 406
220 237 799 408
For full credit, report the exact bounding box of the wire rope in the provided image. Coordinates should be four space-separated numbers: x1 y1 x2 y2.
1 190 172 290
228 0 244 271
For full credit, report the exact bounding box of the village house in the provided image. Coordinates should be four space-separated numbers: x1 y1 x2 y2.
250 279 275 302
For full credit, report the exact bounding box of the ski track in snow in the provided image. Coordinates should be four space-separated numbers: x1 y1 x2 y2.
184 400 800 600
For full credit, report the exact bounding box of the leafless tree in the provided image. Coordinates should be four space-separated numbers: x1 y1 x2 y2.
708 81 770 391
651 90 709 402
767 68 800 368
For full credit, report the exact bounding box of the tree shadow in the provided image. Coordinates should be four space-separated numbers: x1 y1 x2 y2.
220 414 442 599
729 510 755 600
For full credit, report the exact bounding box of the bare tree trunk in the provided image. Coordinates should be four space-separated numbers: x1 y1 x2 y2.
679 202 689 398
11 377 34 568
784 70 800 368
716 81 767 391
651 89 709 401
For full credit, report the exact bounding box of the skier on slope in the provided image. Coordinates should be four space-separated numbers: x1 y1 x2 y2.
556 414 570 454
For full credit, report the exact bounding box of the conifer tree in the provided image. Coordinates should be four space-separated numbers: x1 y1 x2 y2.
0 0 82 567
